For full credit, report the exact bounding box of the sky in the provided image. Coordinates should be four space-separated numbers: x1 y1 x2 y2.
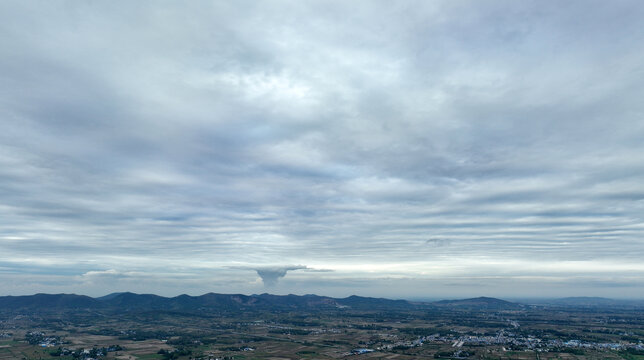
1 1 644 299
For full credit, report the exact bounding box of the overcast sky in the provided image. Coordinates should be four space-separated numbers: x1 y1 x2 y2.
1 1 644 299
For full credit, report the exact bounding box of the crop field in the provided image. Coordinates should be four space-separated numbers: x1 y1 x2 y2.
1 303 643 360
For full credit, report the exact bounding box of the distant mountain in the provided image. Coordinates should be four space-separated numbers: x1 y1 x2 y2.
100 292 172 310
6 293 639 313
0 292 419 313
432 296 523 310
0 293 98 310
339 295 414 309
253 293 338 308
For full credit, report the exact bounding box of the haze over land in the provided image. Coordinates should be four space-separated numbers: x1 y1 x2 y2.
1 1 644 298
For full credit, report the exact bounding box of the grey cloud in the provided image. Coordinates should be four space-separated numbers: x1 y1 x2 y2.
229 265 309 287
302 268 334 273
425 238 451 247
255 266 307 287
1 1 644 297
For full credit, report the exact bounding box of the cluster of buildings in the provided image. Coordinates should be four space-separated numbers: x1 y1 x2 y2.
358 328 644 355
343 348 375 356
377 336 425 350
415 330 644 353
543 339 642 351
49 345 122 359
25 331 61 347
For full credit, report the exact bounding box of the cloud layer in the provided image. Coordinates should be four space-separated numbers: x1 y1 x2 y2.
1 1 644 298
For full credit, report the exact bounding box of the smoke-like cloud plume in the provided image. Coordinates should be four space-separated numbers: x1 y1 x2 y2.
254 265 307 287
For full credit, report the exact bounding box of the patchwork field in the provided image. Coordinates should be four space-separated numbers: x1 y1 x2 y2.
1 301 643 360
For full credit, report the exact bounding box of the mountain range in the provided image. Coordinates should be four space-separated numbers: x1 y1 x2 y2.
0 293 517 312
0 293 641 313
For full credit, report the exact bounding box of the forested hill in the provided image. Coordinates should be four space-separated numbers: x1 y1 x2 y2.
0 292 526 312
